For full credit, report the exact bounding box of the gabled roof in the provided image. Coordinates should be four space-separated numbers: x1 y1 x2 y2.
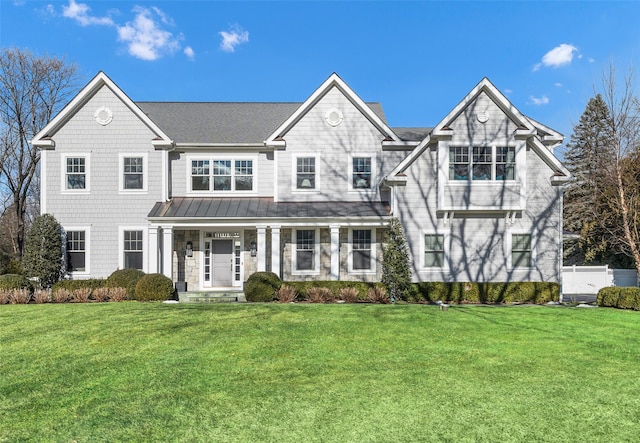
31 71 173 149
136 101 388 145
385 77 570 183
265 72 402 146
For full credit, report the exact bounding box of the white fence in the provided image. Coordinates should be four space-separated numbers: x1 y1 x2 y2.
562 265 638 300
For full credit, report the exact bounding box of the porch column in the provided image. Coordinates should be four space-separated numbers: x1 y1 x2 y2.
148 226 159 273
257 225 267 272
330 224 340 281
162 226 173 279
271 226 281 278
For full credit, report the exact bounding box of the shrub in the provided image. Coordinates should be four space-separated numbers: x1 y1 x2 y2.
0 289 10 304
106 269 145 299
382 218 412 301
307 287 333 303
411 282 560 304
52 289 71 303
339 287 360 303
277 285 298 303
33 289 51 304
9 289 31 304
134 273 175 301
597 286 640 309
0 274 33 291
71 288 91 303
22 214 63 288
284 281 376 300
92 287 110 302
245 272 282 302
52 279 105 295
108 287 127 302
368 286 390 304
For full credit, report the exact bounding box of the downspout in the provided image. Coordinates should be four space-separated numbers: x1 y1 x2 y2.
558 185 564 303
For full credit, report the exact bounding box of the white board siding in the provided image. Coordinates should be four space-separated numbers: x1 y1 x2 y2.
277 87 387 202
45 85 163 277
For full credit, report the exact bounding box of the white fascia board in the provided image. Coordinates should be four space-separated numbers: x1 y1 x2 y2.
175 143 266 150
265 73 401 144
386 134 433 178
529 137 572 184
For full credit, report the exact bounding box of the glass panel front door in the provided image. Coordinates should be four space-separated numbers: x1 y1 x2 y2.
212 240 233 286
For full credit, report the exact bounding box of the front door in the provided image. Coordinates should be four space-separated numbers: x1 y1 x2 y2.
211 240 233 286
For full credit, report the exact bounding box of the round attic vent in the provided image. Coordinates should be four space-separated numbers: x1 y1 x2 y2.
476 110 489 123
94 106 113 126
325 109 343 127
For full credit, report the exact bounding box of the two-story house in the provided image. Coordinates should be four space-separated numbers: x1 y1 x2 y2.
31 72 570 292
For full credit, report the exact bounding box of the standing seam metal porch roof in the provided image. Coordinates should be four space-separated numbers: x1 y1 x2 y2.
148 197 391 220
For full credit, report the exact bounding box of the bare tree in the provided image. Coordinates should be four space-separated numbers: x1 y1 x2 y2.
0 48 77 259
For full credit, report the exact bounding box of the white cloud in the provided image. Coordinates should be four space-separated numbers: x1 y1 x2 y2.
62 0 114 26
117 6 181 61
533 43 578 71
219 26 249 52
530 95 550 106
184 46 195 60
554 82 563 88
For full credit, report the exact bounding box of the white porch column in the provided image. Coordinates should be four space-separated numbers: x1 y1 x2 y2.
271 226 281 278
257 225 267 272
148 226 159 273
330 224 340 281
162 226 173 279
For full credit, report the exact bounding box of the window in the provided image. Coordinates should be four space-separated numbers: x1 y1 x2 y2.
424 234 445 267
123 157 143 190
123 230 143 270
353 157 372 189
296 157 316 189
449 146 516 181
512 234 532 268
65 157 86 190
352 229 372 270
295 229 315 271
190 158 254 192
66 231 86 272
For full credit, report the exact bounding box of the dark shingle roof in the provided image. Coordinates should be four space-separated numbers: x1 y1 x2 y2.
391 127 432 141
136 102 389 145
148 197 390 220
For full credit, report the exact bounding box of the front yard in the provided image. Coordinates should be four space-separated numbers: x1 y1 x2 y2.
1 303 639 442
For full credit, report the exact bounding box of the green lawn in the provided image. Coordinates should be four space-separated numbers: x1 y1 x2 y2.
1 303 639 442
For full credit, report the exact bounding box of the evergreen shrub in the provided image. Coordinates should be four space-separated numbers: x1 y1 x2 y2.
0 274 33 291
22 214 63 288
245 272 281 302
52 279 105 299
284 281 378 301
412 282 560 304
106 269 145 299
597 286 640 309
134 273 175 301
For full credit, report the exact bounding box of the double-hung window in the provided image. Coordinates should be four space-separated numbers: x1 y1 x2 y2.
123 157 143 190
123 230 143 270
449 146 516 181
65 157 87 190
295 229 316 271
352 229 373 271
66 231 86 272
353 157 372 189
512 234 532 268
190 158 254 192
296 157 316 190
424 234 445 268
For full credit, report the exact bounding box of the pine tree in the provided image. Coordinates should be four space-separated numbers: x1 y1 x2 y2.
382 218 412 301
22 214 62 288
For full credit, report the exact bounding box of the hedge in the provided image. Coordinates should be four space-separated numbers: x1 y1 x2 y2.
52 279 105 298
597 286 640 310
283 281 383 301
0 274 33 292
406 281 560 304
105 269 145 299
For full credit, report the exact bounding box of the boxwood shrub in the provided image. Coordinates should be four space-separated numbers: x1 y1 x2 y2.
284 281 382 301
134 273 176 301
597 286 640 310
245 272 282 302
0 274 33 292
409 281 560 304
106 269 145 299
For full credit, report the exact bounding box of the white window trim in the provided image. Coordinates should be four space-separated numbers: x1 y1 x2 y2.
446 145 518 183
292 154 320 194
349 153 376 194
118 226 148 273
186 154 258 196
292 228 320 275
63 226 91 278
61 153 90 194
507 229 536 270
421 229 450 271
348 228 377 274
119 153 148 194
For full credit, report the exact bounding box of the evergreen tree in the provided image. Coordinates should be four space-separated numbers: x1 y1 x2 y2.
22 214 62 288
382 218 412 301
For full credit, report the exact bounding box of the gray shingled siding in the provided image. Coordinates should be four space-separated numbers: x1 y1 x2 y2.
46 85 163 278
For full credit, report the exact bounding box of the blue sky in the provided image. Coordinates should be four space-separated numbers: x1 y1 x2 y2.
2 1 639 154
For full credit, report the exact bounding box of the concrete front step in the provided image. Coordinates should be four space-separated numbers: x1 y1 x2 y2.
179 291 246 303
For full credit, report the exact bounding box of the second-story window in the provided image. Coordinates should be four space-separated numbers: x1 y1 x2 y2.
353 157 372 189
449 146 516 181
190 158 254 192
66 157 86 190
123 157 143 190
296 157 316 190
